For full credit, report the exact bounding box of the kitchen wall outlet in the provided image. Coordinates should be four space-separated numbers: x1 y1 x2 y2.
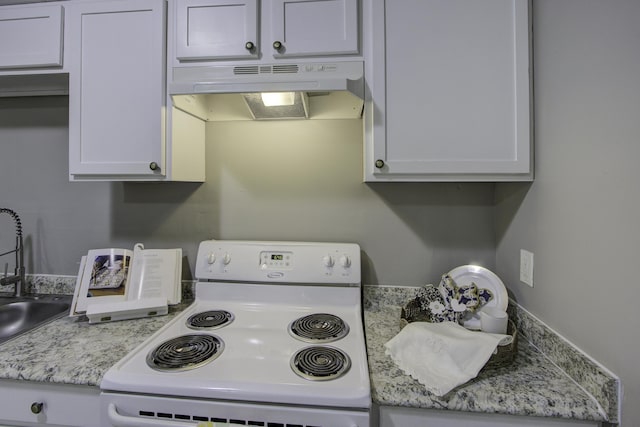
520 249 534 287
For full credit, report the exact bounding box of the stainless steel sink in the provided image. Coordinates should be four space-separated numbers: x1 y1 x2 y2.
0 294 71 344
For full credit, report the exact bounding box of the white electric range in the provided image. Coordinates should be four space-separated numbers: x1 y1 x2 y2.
100 240 371 427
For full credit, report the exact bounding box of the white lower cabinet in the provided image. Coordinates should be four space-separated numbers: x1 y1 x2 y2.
379 406 602 427
0 381 100 427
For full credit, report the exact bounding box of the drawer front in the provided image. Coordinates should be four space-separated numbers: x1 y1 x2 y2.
0 381 100 426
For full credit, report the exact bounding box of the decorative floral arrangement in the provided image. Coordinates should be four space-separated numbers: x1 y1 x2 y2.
402 274 494 325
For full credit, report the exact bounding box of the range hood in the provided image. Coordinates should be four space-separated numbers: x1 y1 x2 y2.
169 61 364 121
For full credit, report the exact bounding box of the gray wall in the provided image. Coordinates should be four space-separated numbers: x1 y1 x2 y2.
495 0 638 424
0 97 495 286
3 0 637 423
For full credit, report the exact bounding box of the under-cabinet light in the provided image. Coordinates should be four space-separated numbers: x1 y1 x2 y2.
261 92 296 106
242 92 309 120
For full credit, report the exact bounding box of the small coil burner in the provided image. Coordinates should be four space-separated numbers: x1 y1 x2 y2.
147 334 224 372
290 345 351 381
288 313 349 343
187 310 234 330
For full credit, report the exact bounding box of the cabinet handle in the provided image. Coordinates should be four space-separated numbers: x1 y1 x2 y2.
375 159 385 169
273 40 283 50
245 41 254 50
30 402 43 414
149 162 159 171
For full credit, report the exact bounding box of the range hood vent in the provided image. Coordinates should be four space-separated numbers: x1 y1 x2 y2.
170 61 364 100
233 64 300 75
170 61 364 121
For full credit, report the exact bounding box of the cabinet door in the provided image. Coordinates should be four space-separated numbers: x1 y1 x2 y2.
365 0 532 182
0 4 63 69
380 406 601 427
269 0 359 58
174 0 258 61
0 381 100 427
67 0 166 178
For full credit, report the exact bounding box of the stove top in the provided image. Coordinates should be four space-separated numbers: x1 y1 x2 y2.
187 310 234 330
147 333 224 371
100 241 370 410
289 312 350 343
291 345 352 381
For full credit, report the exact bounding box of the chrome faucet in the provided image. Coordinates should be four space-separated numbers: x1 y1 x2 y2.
0 208 26 297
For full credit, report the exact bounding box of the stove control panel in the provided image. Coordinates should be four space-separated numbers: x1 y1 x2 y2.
195 240 361 284
260 251 294 270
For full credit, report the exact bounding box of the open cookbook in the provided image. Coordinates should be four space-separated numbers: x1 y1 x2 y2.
69 243 182 323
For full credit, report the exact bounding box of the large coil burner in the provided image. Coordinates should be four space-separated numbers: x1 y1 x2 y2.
187 310 234 330
290 345 351 381
147 334 224 372
288 313 349 343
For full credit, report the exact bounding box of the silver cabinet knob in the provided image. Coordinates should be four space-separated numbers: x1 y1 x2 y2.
273 40 282 50
30 402 43 414
149 162 159 171
375 159 385 169
245 41 254 50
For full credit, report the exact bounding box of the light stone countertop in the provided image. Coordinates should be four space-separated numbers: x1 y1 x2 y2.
0 304 188 386
365 306 604 422
363 286 613 424
0 278 616 425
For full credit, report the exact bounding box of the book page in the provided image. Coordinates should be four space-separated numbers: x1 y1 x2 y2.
76 248 132 312
127 247 181 303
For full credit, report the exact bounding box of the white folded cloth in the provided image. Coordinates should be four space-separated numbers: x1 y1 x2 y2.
384 321 510 396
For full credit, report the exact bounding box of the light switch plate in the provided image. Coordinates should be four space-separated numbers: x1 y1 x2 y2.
520 249 534 287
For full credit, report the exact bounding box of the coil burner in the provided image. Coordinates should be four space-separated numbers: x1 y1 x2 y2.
290 345 351 381
147 334 224 372
187 310 234 330
288 313 349 343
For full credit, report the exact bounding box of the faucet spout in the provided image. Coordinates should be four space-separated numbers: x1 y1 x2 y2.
0 275 21 286
0 208 26 297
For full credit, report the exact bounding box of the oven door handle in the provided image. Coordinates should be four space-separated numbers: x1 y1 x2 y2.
107 403 230 427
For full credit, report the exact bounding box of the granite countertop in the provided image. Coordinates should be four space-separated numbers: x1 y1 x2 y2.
0 278 616 425
0 303 188 387
363 286 612 424
365 306 604 421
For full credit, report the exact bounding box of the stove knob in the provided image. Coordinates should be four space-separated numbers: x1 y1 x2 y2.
322 255 335 267
222 253 231 265
207 253 216 264
339 254 351 268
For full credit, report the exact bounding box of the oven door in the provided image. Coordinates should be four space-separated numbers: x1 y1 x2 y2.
102 392 370 427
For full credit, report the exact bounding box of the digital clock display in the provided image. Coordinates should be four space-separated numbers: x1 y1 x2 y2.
260 251 292 269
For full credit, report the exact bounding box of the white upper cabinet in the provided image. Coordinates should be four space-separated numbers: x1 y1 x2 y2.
0 4 64 70
66 0 167 179
269 0 359 58
172 0 360 63
364 0 533 182
175 0 259 61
